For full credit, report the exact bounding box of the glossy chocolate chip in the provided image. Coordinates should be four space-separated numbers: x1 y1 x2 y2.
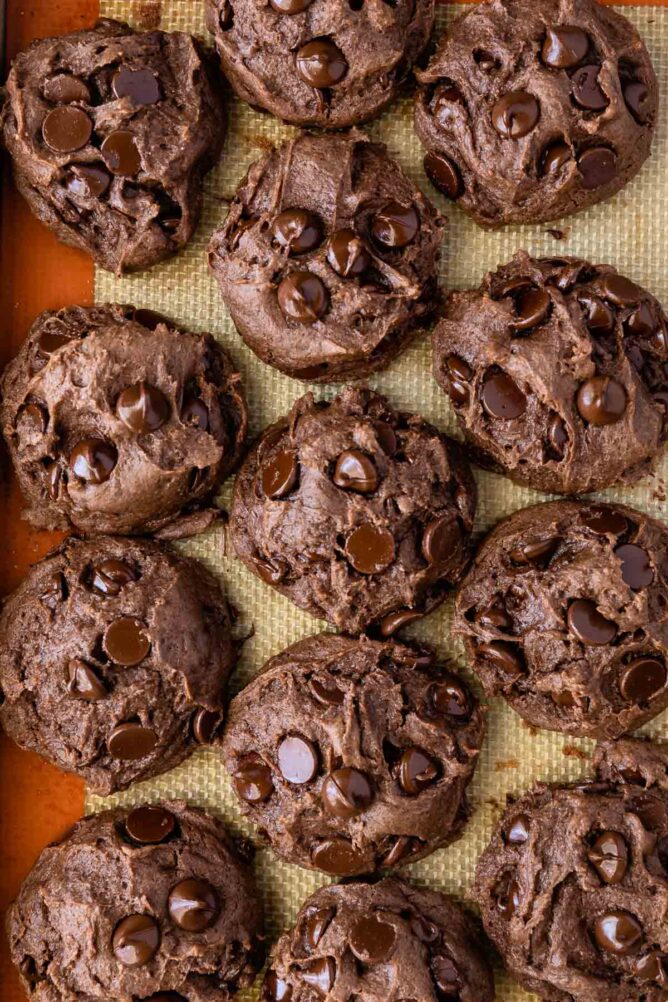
345 523 395 574
588 831 628 884
511 287 552 332
398 748 439 795
301 957 336 994
496 877 521 918
477 598 512 631
615 543 654 590
478 641 525 677
422 516 462 566
264 971 293 1000
572 65 609 111
271 209 323 256
321 767 374 817
44 74 91 103
382 836 415 868
327 229 372 278
567 599 617 645
624 81 650 123
350 914 396 963
69 439 117 484
103 617 150 665
310 675 345 706
600 273 643 307
311 839 367 875
636 952 668 986
371 202 419 248
578 292 615 333
302 907 335 951
510 537 558 566
278 734 318 784
576 377 626 425
277 271 328 323
333 450 378 493
101 130 141 176
593 911 643 954
67 165 111 198
181 392 209 431
192 708 221 744
37 325 74 358
429 677 471 719
481 371 526 420
262 451 299 499
254 556 289 585
67 659 107 701
432 954 461 995
619 657 666 702
112 66 161 106
112 914 160 966
46 462 63 500
42 106 92 152
443 355 473 406
91 559 135 597
424 150 463 200
581 507 628 536
117 381 170 433
541 141 573 177
378 608 423 637
491 91 540 139
168 878 219 931
125 805 176 844
578 147 617 190
296 39 347 88
234 756 274 803
108 722 157 760
270 0 312 9
506 814 530 845
542 25 589 69
40 572 66 610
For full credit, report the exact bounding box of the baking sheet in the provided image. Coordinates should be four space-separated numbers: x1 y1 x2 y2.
92 4 668 999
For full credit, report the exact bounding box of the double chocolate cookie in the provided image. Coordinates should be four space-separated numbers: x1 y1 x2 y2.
7 801 263 1001
262 877 495 1002
230 387 476 633
208 131 444 382
206 0 434 129
0 304 247 537
455 500 668 739
415 0 658 226
1 19 225 273
0 536 236 794
222 633 483 876
434 253 668 495
474 737 668 1002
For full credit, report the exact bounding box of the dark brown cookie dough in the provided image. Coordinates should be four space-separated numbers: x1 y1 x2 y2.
434 253 668 495
455 499 668 739
0 304 247 538
262 877 495 1002
206 0 434 129
474 738 668 1002
1 19 225 274
7 801 263 1001
415 0 658 226
208 131 445 382
0 536 236 794
230 387 476 634
222 632 484 876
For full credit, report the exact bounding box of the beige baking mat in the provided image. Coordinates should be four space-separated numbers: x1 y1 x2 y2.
91 3 668 999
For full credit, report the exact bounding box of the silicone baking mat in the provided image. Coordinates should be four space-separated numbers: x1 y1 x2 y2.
90 3 668 999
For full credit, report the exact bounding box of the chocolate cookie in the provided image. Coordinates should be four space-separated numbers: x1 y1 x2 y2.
433 253 668 495
0 536 236 794
230 387 476 633
222 632 484 876
208 131 444 382
0 304 247 538
415 0 658 226
1 19 225 274
474 738 668 1002
454 499 668 739
206 0 434 129
7 801 263 1000
262 877 495 1002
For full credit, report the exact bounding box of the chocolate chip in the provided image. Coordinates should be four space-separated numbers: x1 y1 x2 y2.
103 617 150 665
46 462 63 500
619 657 666 702
599 273 644 307
181 391 209 431
108 722 157 760
567 599 617 645
615 543 654 590
302 907 335 951
588 831 628 884
310 675 345 706
581 507 628 536
69 439 117 484
540 141 573 177
491 91 540 139
168 878 219 931
271 209 323 256
576 376 626 425
91 559 135 597
481 370 527 420
542 25 589 69
345 523 395 575
264 971 293 1000
397 748 439 795
311 838 367 875
572 65 609 111
429 677 471 719
422 515 462 566
270 0 312 9
326 228 372 277
321 767 374 817
511 287 552 332
117 381 170 433
301 957 336 994
37 325 75 357
478 641 525 677
510 536 558 567
370 201 419 250
624 81 650 123
626 301 656 338
296 39 348 88
424 150 463 199
593 911 643 954
112 66 161 106
496 876 521 918
277 271 329 323
431 954 461 996
378 608 423 637
66 164 111 199
112 914 160 966
578 291 615 333
67 659 107 701
101 130 141 176
477 598 512 631
192 708 221 744
333 450 378 493
43 74 91 103
262 451 299 499
410 914 440 944
350 914 396 963
577 147 617 190
636 952 668 986
42 106 92 152
234 756 274 803
381 836 415 868
125 805 176 844
506 814 530 844
40 571 66 610
443 355 473 406
19 401 48 435
254 556 289 585
277 734 318 784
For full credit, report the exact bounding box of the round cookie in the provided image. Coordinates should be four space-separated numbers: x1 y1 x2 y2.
1 18 225 274
262 877 495 1002
0 535 236 794
433 253 668 495
205 0 434 129
415 0 658 226
222 633 484 876
7 801 263 1000
0 304 247 538
208 131 445 382
474 738 668 1002
454 499 668 739
230 386 476 634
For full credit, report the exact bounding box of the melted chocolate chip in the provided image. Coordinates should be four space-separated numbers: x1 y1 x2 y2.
234 756 274 803
624 81 651 123
108 722 157 760
506 814 530 845
481 370 527 420
116 381 170 433
333 450 378 493
579 291 615 333
491 91 540 139
424 150 463 199
301 957 336 994
511 287 552 332
270 0 312 9
181 392 209 431
572 65 609 111
541 141 573 177
112 914 160 966
496 876 521 918
101 130 141 176
264 971 293 1000
271 209 323 256
422 516 462 566
593 911 643 954
588 831 628 884
576 376 627 425
277 271 329 323
381 836 415 867
168 878 219 931
431 954 461 996
192 708 221 744
262 451 299 499
600 273 644 307
619 657 666 702
510 537 558 566
302 907 335 951
581 507 628 536
321 767 374 817
477 598 512 631
636 952 668 986
311 839 367 875
567 599 617 645
66 659 107 701
578 147 618 190
429 677 471 719
443 355 473 406
350 914 396 963
43 74 91 103
103 617 150 665
296 39 348 88
542 25 589 69
37 325 75 357
66 165 111 198
69 439 117 484
277 734 318 784
615 543 654 589
310 675 345 706
345 523 395 574
40 571 66 610
112 66 161 106
378 608 423 637
125 805 176 844
42 106 92 152
398 747 439 795
478 641 525 677
91 559 135 597
370 201 419 249
327 229 372 277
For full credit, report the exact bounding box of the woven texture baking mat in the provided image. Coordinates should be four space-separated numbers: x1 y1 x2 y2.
91 3 668 999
